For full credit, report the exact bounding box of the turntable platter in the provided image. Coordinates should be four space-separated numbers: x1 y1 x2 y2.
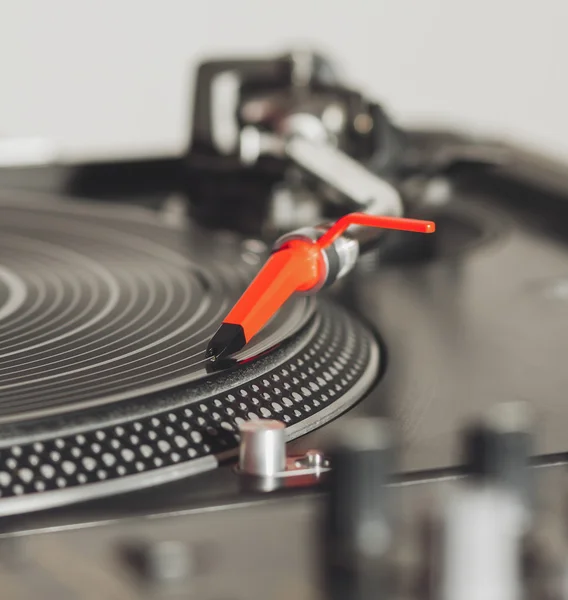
0 192 380 514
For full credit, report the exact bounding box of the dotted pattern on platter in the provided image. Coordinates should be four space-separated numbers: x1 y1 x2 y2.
0 303 373 499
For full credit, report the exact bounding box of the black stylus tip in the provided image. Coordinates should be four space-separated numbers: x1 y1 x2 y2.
206 323 247 361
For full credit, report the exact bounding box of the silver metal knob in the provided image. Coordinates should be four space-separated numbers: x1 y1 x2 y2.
238 419 286 476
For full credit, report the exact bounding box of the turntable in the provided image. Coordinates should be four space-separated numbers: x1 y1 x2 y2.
0 189 384 513
1 49 568 599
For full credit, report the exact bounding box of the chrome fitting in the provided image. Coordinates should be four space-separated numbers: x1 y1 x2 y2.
274 225 360 291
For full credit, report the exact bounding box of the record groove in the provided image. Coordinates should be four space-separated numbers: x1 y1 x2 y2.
0 194 312 420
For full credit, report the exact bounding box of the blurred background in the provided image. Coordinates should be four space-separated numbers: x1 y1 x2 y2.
1 0 566 162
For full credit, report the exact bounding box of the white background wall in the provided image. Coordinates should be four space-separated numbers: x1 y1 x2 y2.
1 0 567 162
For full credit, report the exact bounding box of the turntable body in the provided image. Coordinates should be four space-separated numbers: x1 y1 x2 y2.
1 49 568 600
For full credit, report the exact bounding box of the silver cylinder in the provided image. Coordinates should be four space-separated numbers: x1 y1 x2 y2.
238 419 286 476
